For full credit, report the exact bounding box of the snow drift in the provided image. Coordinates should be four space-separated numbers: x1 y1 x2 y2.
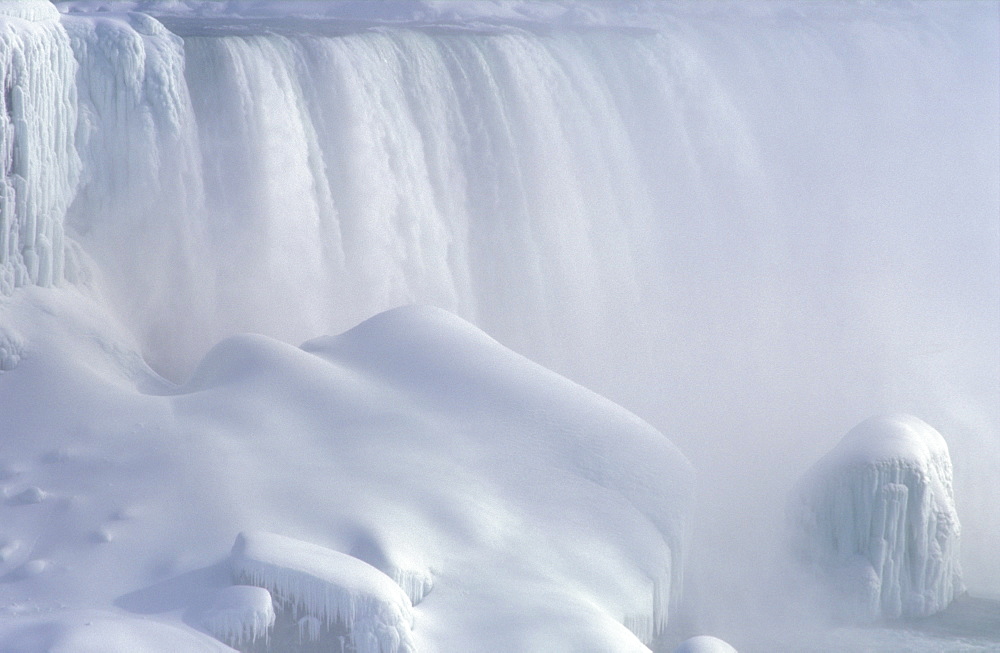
791 414 963 621
0 291 692 652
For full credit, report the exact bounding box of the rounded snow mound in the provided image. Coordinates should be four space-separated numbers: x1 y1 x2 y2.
822 414 951 468
791 413 963 621
161 305 692 650
674 635 738 653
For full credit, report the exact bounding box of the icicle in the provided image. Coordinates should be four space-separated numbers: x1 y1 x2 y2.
229 531 416 653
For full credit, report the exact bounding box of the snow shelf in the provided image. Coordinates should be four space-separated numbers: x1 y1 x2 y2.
791 414 963 621
230 531 416 653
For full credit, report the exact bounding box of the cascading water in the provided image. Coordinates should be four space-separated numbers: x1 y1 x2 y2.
1 0 998 643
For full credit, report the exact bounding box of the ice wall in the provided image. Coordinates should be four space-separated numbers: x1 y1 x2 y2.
0 1 79 293
791 414 963 621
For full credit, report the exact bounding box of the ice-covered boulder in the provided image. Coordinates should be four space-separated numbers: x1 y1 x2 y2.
230 531 416 653
791 414 963 621
201 585 276 650
674 635 738 653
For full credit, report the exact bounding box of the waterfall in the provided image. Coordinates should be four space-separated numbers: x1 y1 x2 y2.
2 0 998 617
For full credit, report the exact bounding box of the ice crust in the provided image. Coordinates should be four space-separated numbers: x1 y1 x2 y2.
792 414 963 621
230 531 416 653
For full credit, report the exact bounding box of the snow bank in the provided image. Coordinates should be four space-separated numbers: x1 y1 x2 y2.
230 531 415 653
674 635 738 653
791 414 963 621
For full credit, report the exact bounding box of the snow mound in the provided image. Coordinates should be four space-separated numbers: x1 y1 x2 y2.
201 585 276 649
791 414 963 621
231 531 415 653
0 292 690 651
674 635 738 653
0 610 233 653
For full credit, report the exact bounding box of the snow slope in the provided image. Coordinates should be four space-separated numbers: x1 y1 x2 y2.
0 289 692 652
791 414 963 621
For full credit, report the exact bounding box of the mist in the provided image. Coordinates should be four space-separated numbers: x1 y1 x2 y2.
10 0 1000 648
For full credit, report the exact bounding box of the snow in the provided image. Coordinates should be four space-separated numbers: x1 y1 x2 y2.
230 531 415 653
0 1 996 651
0 289 691 652
673 635 738 653
201 584 275 648
791 414 964 621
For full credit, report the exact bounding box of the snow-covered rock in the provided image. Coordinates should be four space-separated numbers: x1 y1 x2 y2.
791 414 963 621
674 635 738 653
201 584 276 650
230 531 415 653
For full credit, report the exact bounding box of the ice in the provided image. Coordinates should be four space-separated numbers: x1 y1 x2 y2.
674 635 738 653
0 3 79 293
230 531 415 653
0 1 994 651
791 414 963 621
201 585 276 649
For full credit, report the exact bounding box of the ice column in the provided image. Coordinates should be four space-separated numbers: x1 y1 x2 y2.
0 2 80 293
791 414 963 620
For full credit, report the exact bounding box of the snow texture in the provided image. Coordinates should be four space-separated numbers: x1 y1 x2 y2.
230 531 415 653
201 584 276 649
791 414 963 621
674 635 738 653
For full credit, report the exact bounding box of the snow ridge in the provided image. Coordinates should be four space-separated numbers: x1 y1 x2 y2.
792 414 963 621
230 531 416 653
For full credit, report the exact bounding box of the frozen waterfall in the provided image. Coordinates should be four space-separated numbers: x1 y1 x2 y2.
0 1 997 644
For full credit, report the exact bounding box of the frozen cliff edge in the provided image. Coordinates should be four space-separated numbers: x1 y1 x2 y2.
791 414 963 621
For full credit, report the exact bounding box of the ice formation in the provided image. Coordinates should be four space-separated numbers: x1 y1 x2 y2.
0 326 21 369
673 635 738 653
791 414 963 621
201 585 276 649
0 1 79 293
230 531 416 653
0 1 994 651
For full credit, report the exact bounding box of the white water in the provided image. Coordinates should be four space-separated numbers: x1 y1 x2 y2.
2 0 998 643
